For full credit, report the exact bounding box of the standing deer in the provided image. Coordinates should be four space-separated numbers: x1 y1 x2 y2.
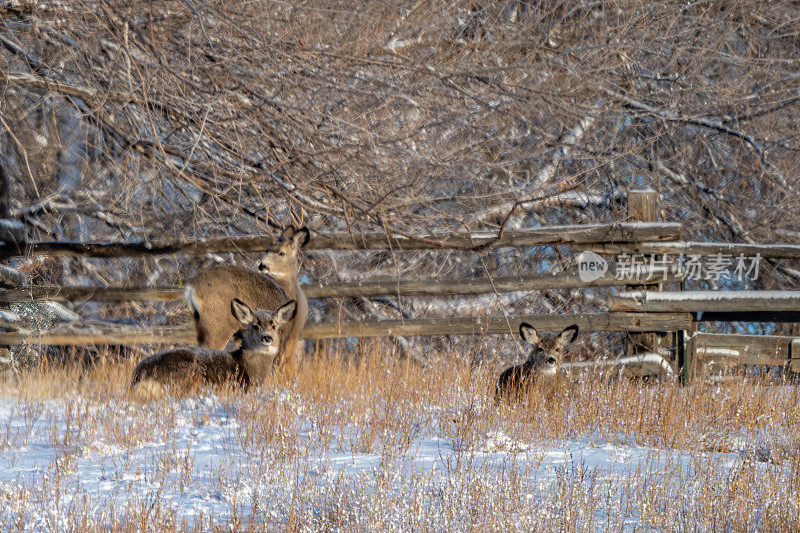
185 225 310 365
131 299 296 399
256 226 309 361
496 323 579 400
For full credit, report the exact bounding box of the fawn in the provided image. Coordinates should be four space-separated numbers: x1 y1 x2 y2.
130 299 296 399
496 323 579 400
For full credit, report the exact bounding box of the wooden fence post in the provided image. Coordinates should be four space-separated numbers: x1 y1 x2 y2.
625 189 661 356
626 188 691 380
627 189 657 223
681 320 697 383
791 339 800 374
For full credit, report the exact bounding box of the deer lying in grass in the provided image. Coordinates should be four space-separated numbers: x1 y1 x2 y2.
130 299 296 399
496 323 579 400
185 225 309 365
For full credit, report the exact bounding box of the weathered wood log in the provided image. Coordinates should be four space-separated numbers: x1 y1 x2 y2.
694 332 796 366
692 311 800 323
625 190 661 356
0 222 683 258
0 285 185 303
295 223 684 250
563 353 674 378
0 322 197 346
627 189 658 224
304 267 681 298
0 267 683 303
0 312 693 345
0 309 21 329
582 241 800 260
301 313 691 339
0 220 25 246
610 290 800 313
0 265 25 288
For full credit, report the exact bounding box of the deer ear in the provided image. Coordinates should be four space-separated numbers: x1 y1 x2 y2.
273 300 297 326
294 227 310 248
519 322 541 345
280 226 295 242
557 324 579 347
231 299 255 326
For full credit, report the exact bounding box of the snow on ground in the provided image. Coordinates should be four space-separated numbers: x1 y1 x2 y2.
0 390 769 530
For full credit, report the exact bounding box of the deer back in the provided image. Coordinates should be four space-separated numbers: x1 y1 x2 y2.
186 264 290 350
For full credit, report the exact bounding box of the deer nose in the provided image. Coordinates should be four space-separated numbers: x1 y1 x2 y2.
258 263 270 273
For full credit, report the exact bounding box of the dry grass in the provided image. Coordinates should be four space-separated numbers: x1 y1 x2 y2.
0 343 798 530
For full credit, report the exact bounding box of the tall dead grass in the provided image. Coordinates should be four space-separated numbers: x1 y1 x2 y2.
0 342 798 530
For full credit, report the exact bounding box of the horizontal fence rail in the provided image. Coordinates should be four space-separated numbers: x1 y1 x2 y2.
301 312 692 339
0 312 693 345
0 268 683 303
610 290 800 313
563 353 674 377
0 220 25 245
583 241 800 260
694 332 799 367
0 286 183 303
0 222 682 258
0 264 25 287
0 323 197 346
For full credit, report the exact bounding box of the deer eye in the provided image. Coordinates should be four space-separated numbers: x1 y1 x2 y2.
279 252 285 256
262 334 273 344
547 357 556 364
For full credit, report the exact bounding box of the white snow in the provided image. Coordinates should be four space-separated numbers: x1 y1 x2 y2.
622 290 800 302
0 388 788 529
564 353 674 377
631 242 800 254
697 348 741 357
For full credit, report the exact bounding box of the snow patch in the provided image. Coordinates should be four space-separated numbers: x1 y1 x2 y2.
479 431 531 453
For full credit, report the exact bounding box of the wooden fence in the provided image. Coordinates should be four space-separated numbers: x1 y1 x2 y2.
0 221 682 257
0 190 798 382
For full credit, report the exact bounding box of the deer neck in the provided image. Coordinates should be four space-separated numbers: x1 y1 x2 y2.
293 278 308 330
232 347 272 384
270 273 307 330
269 270 298 297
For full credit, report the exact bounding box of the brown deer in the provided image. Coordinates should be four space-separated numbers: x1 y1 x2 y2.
184 225 309 365
256 226 309 361
130 299 296 399
496 323 579 400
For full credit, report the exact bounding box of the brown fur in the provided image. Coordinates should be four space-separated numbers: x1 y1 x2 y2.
131 300 296 399
496 323 579 400
256 226 309 365
186 265 289 351
131 346 243 398
184 226 309 369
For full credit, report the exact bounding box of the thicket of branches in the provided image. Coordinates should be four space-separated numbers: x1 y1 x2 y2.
1 0 799 350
